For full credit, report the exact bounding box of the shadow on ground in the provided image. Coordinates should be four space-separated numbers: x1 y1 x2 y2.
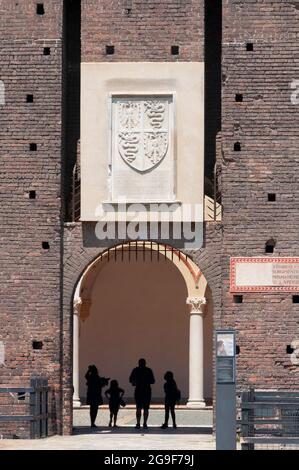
73 426 213 435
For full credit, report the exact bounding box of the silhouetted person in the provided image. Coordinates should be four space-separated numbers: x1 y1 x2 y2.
85 365 109 428
161 371 180 429
129 358 155 429
105 380 125 428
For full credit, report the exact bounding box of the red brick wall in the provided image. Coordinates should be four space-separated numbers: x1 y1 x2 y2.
0 0 63 437
81 0 204 62
221 0 299 390
3 0 298 438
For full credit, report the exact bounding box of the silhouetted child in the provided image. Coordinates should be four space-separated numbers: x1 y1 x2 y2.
105 380 125 427
161 371 180 429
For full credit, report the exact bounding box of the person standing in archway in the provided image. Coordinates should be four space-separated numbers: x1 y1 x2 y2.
161 371 180 429
129 358 155 429
85 365 109 428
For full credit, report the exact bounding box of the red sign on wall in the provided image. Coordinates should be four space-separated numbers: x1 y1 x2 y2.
230 257 299 293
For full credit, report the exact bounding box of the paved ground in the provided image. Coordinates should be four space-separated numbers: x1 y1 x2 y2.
0 431 215 450
0 408 215 450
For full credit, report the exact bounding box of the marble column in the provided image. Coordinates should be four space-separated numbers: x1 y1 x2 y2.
73 300 81 407
186 296 206 408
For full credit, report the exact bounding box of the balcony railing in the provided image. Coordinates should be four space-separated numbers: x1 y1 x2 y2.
71 162 222 223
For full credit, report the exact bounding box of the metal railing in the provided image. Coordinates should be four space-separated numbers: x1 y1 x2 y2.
240 389 299 450
204 195 222 221
72 163 81 222
213 162 222 221
204 163 222 221
0 378 49 439
71 161 222 223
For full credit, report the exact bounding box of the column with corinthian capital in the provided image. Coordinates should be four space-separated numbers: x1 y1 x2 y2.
73 299 81 407
186 296 206 408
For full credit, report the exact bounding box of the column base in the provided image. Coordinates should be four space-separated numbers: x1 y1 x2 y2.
73 398 82 408
186 399 206 409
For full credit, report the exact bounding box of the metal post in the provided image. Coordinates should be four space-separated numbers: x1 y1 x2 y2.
241 391 249 450
37 380 42 438
247 388 255 450
41 379 48 438
30 378 38 439
215 329 237 450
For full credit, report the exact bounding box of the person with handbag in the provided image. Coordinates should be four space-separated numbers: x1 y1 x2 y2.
85 365 109 428
105 379 125 428
161 371 180 429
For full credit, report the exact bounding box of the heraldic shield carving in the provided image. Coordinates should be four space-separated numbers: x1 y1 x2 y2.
115 96 170 172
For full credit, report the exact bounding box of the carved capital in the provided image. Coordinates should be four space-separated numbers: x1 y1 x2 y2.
73 298 91 322
186 296 206 314
73 298 82 315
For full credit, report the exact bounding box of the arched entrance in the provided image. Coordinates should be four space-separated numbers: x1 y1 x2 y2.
72 242 213 408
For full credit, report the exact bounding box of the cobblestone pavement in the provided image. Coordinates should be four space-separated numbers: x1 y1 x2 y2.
1 408 215 450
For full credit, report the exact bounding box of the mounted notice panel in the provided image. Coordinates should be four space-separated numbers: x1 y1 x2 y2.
216 329 236 450
216 330 236 384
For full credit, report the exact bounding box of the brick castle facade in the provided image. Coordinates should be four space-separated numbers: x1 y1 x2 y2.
0 0 298 437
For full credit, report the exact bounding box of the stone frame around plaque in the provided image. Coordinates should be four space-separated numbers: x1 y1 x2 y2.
81 62 204 222
108 92 177 204
230 257 299 293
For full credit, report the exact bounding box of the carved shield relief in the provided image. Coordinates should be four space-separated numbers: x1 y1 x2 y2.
114 97 170 172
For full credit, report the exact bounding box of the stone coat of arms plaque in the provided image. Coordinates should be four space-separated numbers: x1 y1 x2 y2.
111 94 174 202
114 96 170 173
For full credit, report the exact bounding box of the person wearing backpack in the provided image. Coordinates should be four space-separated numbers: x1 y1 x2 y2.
161 371 180 429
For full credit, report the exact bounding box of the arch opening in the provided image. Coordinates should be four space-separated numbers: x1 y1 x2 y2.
72 242 213 408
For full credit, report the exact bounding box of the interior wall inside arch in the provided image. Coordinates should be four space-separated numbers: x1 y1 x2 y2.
79 251 213 403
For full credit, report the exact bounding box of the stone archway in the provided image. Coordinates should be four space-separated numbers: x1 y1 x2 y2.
72 242 212 408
